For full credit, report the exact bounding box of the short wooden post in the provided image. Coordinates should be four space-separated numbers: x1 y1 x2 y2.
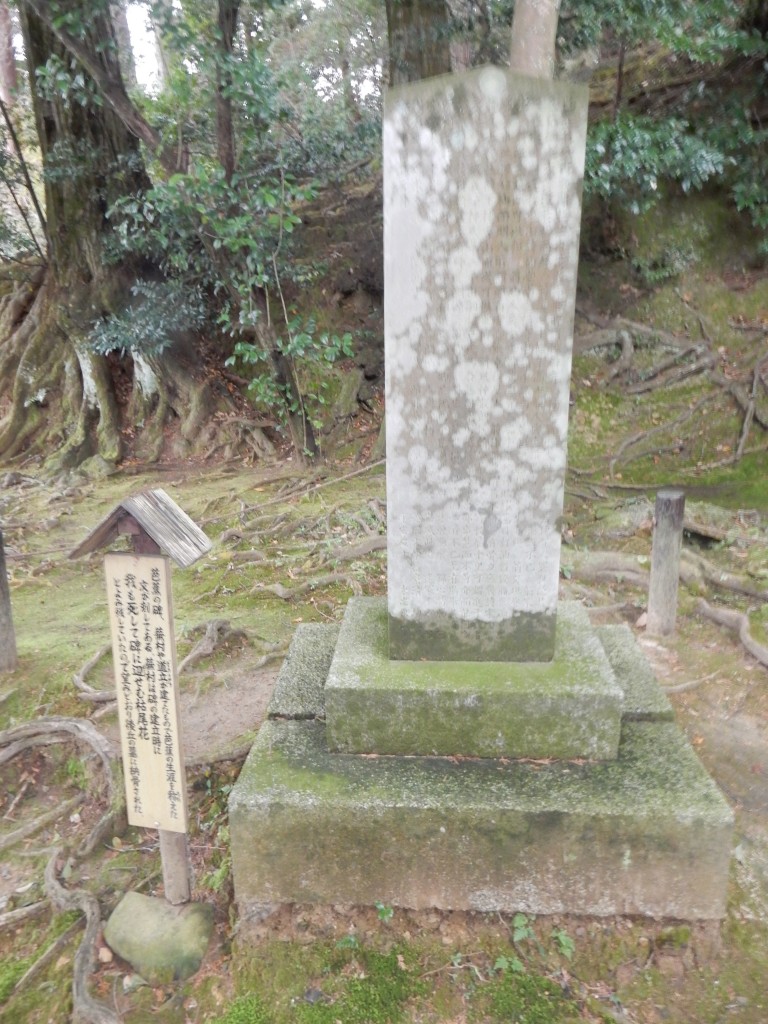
0 529 18 673
124 519 192 905
647 488 686 636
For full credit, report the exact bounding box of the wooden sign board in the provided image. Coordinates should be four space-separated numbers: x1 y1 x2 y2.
104 553 188 833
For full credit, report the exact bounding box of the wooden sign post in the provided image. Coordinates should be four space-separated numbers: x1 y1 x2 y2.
71 490 212 905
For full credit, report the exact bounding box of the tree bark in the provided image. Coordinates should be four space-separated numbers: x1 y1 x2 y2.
509 0 561 79
111 0 137 89
385 0 452 86
216 0 240 183
0 1 16 105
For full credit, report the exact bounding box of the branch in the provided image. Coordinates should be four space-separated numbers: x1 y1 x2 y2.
0 95 48 253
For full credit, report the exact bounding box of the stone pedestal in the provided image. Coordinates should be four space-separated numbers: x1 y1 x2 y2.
230 609 733 920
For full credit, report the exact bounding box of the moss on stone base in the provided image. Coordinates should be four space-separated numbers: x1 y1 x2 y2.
229 716 733 919
325 599 623 759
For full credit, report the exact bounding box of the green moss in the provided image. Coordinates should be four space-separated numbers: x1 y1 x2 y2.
656 924 692 949
476 970 588 1024
211 994 272 1024
0 958 31 1002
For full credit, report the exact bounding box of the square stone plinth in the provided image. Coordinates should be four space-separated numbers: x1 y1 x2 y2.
229 717 733 920
324 598 623 760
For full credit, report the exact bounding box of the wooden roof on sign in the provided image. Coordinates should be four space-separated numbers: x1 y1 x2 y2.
69 489 212 567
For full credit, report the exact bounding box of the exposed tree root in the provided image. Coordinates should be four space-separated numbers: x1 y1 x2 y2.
697 598 768 668
45 849 120 1024
0 717 122 857
661 670 721 694
1 917 85 1016
0 899 48 929
177 619 248 675
574 317 688 357
0 793 85 854
0 267 273 470
255 571 364 600
680 551 768 601
626 352 717 394
322 535 386 565
73 645 114 704
0 716 124 1024
564 551 650 588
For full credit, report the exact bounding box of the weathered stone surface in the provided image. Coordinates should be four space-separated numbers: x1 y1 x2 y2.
384 68 588 661
596 624 674 722
325 598 623 759
104 892 213 984
229 716 733 919
268 623 339 720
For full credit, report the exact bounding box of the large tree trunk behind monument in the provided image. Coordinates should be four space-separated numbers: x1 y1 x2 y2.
385 0 452 85
0 4 259 472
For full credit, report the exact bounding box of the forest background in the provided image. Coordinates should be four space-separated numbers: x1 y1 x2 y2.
0 0 766 474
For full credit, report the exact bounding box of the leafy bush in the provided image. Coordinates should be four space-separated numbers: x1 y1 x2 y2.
585 115 726 215
89 280 206 357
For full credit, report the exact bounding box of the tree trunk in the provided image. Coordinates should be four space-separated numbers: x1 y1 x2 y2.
509 0 561 79
216 0 240 183
111 0 137 89
0 4 270 472
384 0 452 86
0 2 16 105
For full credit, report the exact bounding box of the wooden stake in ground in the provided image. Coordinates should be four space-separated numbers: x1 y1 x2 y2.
0 529 17 672
647 488 686 636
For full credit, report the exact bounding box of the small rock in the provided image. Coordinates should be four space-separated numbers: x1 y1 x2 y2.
122 974 149 993
104 892 214 986
97 945 113 964
635 611 648 628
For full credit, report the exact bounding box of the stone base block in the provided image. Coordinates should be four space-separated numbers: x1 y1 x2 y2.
325 598 623 759
230 717 732 919
230 608 731 922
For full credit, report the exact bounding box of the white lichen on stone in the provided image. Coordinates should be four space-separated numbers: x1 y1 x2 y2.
384 68 588 628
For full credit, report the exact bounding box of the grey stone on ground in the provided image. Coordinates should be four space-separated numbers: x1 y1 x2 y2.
104 892 214 985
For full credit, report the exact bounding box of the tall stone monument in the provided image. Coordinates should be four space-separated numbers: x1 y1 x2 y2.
229 67 732 925
385 67 583 664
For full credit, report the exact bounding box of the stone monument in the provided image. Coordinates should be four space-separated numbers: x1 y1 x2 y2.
229 67 732 925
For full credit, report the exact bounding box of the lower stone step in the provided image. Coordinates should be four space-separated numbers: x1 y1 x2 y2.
230 717 732 921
